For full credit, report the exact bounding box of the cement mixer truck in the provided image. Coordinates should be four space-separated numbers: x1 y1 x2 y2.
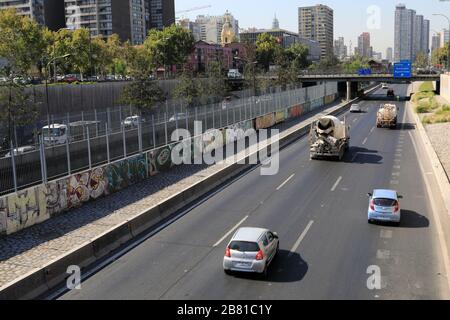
376 103 398 129
309 115 350 161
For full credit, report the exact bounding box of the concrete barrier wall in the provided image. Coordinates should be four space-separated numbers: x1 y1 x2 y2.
441 74 450 102
0 90 338 237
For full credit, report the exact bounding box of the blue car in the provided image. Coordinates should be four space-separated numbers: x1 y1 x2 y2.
367 189 402 225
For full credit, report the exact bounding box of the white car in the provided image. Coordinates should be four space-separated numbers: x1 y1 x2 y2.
223 227 279 278
381 83 389 89
350 104 362 113
122 116 145 128
5 146 36 157
169 113 186 122
227 69 242 79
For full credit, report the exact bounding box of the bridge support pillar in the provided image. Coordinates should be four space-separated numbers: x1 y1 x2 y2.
436 80 441 95
346 81 352 101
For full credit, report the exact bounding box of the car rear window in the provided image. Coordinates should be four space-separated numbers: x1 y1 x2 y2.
229 241 260 252
374 198 397 206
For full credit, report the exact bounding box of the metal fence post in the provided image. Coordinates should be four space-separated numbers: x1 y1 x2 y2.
107 107 111 133
152 115 156 149
204 105 207 130
106 123 110 163
94 109 99 136
40 135 47 183
122 123 127 157
138 116 143 153
87 126 92 169
10 141 18 192
164 113 168 145
66 133 71 175
212 104 215 128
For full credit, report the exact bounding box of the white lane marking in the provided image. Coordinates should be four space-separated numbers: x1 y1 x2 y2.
392 172 400 177
276 173 295 191
393 165 401 169
362 137 368 145
377 249 391 259
408 129 450 293
353 118 357 123
213 215 249 247
390 180 399 185
331 176 343 192
289 220 314 257
370 127 375 133
351 152 359 162
380 229 393 239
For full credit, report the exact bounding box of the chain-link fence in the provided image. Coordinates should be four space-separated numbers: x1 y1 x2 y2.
0 82 338 195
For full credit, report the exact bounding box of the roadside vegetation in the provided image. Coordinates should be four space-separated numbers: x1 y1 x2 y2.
412 81 450 124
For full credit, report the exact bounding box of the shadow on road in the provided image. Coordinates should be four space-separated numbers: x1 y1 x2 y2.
393 123 416 131
343 147 383 165
227 250 308 283
399 210 430 228
370 210 429 228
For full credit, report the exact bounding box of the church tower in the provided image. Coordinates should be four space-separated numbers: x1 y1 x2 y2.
221 11 235 46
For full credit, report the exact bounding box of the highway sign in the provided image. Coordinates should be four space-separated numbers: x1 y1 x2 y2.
394 61 412 78
358 68 372 76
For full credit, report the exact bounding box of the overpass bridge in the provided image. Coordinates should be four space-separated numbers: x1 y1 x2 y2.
227 73 442 100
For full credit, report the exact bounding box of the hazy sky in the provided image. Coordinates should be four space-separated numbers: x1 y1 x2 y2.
175 0 450 56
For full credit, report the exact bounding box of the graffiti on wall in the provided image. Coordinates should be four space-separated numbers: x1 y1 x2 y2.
68 168 108 208
5 186 48 234
311 98 324 109
225 120 254 144
106 155 147 194
288 105 304 119
275 110 287 124
255 113 276 130
324 94 336 105
0 197 6 236
42 178 68 216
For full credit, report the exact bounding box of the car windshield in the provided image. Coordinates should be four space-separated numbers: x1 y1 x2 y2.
229 241 260 252
42 128 64 137
374 198 397 207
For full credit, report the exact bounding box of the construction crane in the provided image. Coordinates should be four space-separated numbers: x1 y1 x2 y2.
175 5 212 20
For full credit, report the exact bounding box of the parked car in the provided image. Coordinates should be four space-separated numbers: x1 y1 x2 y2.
5 146 36 158
223 227 279 278
367 189 403 225
122 115 145 128
169 113 186 122
63 74 79 83
227 69 242 79
350 103 362 113
381 83 389 89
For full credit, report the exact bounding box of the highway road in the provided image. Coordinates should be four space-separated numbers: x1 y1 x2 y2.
59 84 450 300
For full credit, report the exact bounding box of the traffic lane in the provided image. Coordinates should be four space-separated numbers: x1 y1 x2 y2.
159 99 402 299
61 97 377 300
60 93 389 300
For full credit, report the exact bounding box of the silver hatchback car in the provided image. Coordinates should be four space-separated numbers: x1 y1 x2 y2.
223 227 279 278
367 189 402 225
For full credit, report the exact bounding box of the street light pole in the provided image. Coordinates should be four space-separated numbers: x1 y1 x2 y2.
433 14 450 71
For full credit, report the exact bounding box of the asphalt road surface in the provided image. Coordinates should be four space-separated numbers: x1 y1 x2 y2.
60 84 450 300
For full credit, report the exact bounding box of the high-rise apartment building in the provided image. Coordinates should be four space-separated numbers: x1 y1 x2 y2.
357 32 372 58
431 33 441 53
394 4 415 62
146 0 175 30
386 47 393 62
441 29 450 47
298 4 334 60
0 0 66 30
64 0 174 45
334 37 347 60
394 4 429 62
195 12 239 44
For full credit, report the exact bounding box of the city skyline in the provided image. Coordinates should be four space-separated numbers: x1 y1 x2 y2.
175 0 450 55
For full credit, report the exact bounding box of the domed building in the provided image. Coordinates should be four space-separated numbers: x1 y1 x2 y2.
221 11 235 46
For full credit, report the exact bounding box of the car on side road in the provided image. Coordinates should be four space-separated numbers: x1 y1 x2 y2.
350 104 362 113
223 227 279 278
381 83 389 89
387 89 395 97
367 189 403 225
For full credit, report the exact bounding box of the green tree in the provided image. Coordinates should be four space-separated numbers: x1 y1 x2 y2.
0 8 47 77
414 52 429 69
144 25 195 76
68 28 92 80
173 71 202 107
255 33 281 71
431 44 449 68
342 54 369 73
286 43 310 71
242 42 259 95
204 60 229 100
119 79 164 114
274 47 296 88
